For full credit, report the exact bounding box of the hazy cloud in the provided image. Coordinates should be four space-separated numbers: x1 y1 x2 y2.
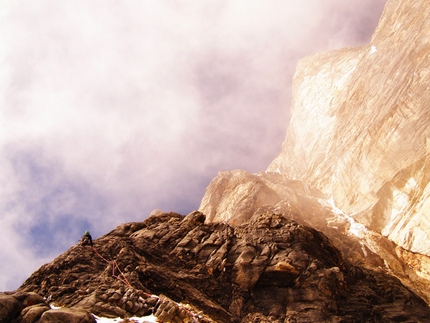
0 0 386 290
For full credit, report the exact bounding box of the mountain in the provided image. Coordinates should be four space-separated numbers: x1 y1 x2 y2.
3 211 429 323
200 0 430 305
2 0 430 322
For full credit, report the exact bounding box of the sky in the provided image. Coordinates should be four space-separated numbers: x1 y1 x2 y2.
0 0 386 291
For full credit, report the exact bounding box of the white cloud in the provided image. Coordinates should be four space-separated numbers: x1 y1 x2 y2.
0 0 387 290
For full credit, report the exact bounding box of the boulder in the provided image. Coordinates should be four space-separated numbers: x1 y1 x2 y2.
39 307 96 323
0 294 20 323
0 291 54 323
20 304 51 323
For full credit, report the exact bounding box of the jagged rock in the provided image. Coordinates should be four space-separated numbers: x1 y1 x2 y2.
199 0 430 305
16 211 430 322
154 295 209 323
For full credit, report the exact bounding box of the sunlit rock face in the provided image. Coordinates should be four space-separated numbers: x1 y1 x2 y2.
199 0 430 304
268 0 430 256
199 170 281 226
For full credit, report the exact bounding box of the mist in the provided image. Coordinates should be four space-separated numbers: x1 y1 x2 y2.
0 0 386 290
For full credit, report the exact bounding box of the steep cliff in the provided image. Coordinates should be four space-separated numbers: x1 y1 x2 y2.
268 0 430 256
199 0 430 305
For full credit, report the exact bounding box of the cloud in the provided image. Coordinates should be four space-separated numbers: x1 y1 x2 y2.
0 0 387 290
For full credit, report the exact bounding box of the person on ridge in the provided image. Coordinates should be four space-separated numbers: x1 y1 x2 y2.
81 230 93 247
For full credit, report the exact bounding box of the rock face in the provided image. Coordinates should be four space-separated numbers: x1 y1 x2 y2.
6 0 430 321
0 291 95 323
199 0 430 305
16 211 430 322
268 0 430 257
200 170 281 225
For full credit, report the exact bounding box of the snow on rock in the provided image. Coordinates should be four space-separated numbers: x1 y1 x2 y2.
94 314 157 323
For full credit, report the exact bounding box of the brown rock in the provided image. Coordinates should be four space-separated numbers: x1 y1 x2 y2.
20 304 50 323
15 210 430 322
38 307 96 323
0 294 21 323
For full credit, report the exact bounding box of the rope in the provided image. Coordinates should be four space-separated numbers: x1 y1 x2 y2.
92 246 109 263
91 245 133 288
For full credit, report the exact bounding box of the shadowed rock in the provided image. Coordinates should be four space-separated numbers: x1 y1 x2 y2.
0 291 95 323
17 211 430 322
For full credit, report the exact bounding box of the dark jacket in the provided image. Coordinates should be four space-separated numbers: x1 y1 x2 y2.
81 233 93 246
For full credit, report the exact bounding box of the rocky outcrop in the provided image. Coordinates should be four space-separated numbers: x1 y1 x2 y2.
0 291 95 323
199 170 281 225
17 211 430 322
200 170 430 303
199 0 430 305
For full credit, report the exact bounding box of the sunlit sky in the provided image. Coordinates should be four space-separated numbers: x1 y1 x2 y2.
0 0 386 290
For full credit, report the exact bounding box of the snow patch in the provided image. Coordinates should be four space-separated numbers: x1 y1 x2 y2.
348 218 367 238
322 198 368 238
405 177 417 190
94 314 157 323
49 306 157 323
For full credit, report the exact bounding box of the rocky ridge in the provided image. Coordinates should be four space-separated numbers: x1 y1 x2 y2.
5 211 429 323
199 170 430 304
199 0 430 304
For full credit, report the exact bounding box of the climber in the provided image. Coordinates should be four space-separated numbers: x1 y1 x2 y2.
80 230 93 247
